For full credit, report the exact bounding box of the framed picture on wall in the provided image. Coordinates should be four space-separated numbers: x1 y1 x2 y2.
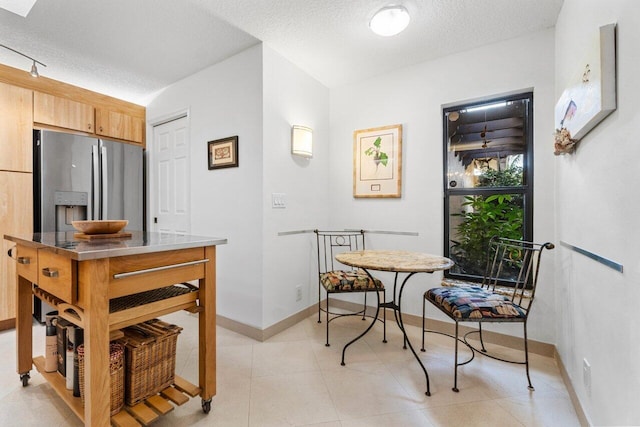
554 23 616 142
353 124 402 198
208 136 238 170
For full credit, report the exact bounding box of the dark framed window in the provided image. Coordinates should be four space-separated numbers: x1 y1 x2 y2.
443 92 534 283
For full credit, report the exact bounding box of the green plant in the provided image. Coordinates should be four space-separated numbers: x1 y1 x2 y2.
364 137 388 169
450 162 524 276
477 164 523 187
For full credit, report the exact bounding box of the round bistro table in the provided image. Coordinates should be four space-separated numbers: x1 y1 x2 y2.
335 250 454 396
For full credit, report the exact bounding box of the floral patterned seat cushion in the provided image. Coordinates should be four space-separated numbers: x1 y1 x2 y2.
320 269 384 292
426 286 526 320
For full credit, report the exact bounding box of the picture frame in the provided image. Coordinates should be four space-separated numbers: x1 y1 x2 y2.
554 23 616 142
353 124 402 198
208 136 238 170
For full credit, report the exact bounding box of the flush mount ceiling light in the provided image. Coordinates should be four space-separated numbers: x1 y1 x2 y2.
0 43 46 77
369 5 410 37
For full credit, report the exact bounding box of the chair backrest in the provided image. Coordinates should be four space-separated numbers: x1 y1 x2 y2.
314 230 365 274
481 237 554 312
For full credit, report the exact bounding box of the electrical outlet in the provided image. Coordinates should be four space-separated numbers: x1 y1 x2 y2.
583 358 591 396
295 285 302 302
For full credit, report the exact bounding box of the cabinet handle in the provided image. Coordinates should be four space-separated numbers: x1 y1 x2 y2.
88 123 92 130
7 248 13 258
113 259 209 279
17 257 31 265
99 126 103 132
42 268 59 278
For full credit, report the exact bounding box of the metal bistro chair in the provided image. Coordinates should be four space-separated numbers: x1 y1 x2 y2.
423 237 554 392
314 230 386 347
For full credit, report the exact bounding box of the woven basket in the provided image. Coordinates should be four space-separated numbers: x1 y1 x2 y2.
117 319 182 406
77 342 125 416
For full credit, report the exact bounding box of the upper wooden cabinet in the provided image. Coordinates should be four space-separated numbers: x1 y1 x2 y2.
95 107 145 144
0 82 33 172
34 92 94 133
0 63 146 147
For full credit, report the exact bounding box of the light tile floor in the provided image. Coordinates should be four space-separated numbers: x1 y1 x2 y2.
0 311 582 426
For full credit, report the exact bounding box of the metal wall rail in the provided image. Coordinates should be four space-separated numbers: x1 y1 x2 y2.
277 229 419 237
560 241 623 273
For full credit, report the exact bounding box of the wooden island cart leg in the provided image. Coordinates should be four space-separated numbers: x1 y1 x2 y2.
81 258 111 427
16 275 33 386
199 245 217 413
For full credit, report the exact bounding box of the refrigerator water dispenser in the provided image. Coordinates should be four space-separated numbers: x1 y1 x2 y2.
54 191 87 232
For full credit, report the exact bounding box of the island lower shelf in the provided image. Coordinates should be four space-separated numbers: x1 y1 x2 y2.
34 284 202 332
33 356 202 426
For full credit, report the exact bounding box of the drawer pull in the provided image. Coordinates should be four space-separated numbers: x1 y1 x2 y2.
17 257 31 265
42 268 59 278
113 259 209 279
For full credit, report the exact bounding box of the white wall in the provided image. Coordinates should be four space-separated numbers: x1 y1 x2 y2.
555 1 640 424
146 45 266 328
146 44 331 330
261 45 330 327
329 29 557 342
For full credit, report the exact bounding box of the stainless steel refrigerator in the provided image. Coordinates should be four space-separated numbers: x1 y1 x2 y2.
33 129 145 321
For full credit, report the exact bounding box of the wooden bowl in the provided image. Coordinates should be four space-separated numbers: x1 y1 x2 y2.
72 220 128 235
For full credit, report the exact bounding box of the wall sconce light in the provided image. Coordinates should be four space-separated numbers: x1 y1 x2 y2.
291 125 313 158
0 43 46 77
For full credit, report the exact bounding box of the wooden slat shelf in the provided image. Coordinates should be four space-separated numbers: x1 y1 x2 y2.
36 285 199 332
33 357 199 427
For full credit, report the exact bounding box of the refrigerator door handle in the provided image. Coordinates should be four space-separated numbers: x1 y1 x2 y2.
92 145 100 220
101 145 108 219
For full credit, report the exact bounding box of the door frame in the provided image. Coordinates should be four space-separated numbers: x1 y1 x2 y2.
147 108 190 233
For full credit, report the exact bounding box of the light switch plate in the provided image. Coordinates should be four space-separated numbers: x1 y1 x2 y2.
272 193 286 208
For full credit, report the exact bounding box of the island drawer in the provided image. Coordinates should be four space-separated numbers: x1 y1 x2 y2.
15 245 38 284
37 249 75 303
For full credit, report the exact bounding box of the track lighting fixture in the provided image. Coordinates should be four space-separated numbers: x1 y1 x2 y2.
0 43 46 77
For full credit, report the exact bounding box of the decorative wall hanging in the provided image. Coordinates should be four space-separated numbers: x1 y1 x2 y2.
353 124 402 198
208 136 238 169
554 23 616 155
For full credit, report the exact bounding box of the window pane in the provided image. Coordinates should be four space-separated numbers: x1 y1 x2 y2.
446 99 527 189
448 193 525 278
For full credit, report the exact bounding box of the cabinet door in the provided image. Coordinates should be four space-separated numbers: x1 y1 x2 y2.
95 107 144 144
0 171 33 326
34 92 94 133
0 82 32 172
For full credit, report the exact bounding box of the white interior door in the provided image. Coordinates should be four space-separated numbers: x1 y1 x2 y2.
151 115 190 234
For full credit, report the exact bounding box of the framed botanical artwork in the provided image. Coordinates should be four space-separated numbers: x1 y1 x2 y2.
353 124 402 198
208 136 238 170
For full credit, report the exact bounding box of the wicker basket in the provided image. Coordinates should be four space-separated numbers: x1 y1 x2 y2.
117 319 182 406
77 342 125 416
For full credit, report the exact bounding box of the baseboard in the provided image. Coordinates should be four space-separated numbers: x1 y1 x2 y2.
216 305 316 342
554 348 591 426
0 317 15 331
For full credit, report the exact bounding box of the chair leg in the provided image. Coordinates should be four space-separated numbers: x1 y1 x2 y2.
325 294 330 347
362 292 367 320
524 322 534 391
478 322 487 352
382 290 387 343
453 321 460 392
421 295 426 352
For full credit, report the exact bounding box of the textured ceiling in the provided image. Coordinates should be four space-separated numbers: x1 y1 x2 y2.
0 0 563 105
